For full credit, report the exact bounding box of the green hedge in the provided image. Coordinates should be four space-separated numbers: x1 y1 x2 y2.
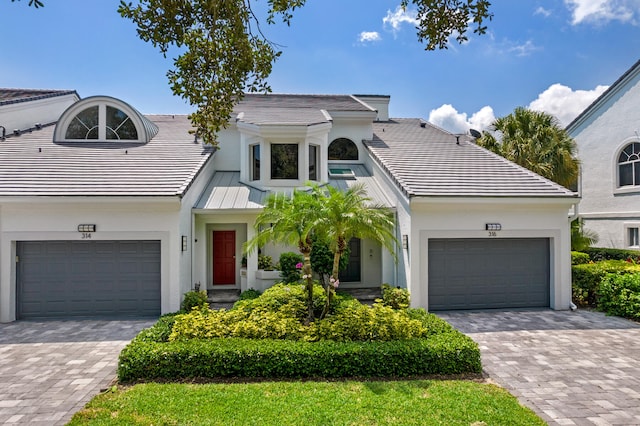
117 333 481 382
597 273 640 320
571 251 590 265
583 247 640 262
572 260 640 307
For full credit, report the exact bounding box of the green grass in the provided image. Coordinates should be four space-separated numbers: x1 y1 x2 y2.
68 380 544 425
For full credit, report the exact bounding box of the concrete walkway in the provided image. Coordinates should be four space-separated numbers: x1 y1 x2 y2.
0 319 155 425
438 309 640 426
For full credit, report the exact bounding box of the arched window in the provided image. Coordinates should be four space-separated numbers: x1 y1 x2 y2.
618 142 640 187
328 138 358 160
54 96 158 143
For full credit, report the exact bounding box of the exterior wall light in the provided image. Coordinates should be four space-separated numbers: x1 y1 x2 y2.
77 224 96 232
485 223 502 231
402 234 409 250
182 235 188 251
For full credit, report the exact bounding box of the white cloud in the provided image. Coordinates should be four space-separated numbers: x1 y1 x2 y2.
528 83 609 126
358 31 382 43
535 6 553 17
564 0 640 25
428 104 495 134
507 40 540 57
382 6 418 33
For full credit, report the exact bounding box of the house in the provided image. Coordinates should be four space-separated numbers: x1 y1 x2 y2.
0 90 578 322
566 59 640 250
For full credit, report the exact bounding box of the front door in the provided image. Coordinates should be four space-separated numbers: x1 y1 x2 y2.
339 238 361 282
213 231 236 285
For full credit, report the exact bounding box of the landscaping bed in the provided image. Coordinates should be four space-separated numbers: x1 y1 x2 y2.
572 247 640 320
118 284 481 382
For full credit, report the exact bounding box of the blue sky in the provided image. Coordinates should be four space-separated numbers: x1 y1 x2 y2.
3 0 640 132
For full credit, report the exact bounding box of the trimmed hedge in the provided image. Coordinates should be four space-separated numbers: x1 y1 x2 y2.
583 247 640 262
571 251 590 265
597 273 640 320
572 260 640 307
117 333 481 382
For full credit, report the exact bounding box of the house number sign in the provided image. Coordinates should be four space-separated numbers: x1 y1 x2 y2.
78 224 96 239
485 223 501 237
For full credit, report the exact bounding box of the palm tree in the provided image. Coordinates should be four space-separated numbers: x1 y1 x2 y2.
477 107 580 188
311 183 397 318
571 218 599 252
244 189 320 324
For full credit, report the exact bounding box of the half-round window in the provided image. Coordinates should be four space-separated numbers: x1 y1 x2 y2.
54 96 157 143
618 142 640 187
328 138 358 160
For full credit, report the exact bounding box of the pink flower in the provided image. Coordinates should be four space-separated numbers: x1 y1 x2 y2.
333 280 340 288
296 262 303 269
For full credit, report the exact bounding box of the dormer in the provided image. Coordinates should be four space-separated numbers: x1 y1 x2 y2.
232 94 379 191
54 96 158 143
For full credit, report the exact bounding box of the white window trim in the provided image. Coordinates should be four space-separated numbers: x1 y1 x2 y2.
624 223 640 249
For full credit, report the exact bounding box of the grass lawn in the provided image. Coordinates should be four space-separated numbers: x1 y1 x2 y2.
69 380 544 425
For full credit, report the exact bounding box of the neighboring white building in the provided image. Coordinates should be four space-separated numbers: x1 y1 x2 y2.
567 59 640 250
0 90 578 322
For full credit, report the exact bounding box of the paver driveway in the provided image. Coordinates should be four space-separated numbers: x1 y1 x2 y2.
438 309 640 426
0 319 155 425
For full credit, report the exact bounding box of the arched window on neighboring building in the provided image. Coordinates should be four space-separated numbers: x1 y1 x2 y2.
618 142 640 187
328 138 358 160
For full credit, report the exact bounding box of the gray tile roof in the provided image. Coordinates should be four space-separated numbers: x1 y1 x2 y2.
233 94 376 126
195 165 394 211
0 115 213 197
0 88 78 106
365 119 577 198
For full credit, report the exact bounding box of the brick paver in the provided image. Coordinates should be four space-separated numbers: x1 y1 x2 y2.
438 310 640 426
0 319 155 425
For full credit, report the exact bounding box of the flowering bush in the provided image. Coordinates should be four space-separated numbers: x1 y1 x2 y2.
278 252 304 283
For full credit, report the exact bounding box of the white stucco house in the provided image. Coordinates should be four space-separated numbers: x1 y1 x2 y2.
567 59 640 250
0 89 578 322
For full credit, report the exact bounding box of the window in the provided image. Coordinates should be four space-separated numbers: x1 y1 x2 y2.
54 96 158 144
65 106 99 139
629 227 639 247
271 144 298 180
106 106 138 140
618 142 640 187
309 145 318 181
251 144 261 181
328 138 358 160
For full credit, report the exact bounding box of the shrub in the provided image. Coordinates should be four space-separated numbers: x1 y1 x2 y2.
597 273 640 320
133 314 179 343
278 252 304 283
378 283 410 309
308 303 425 341
572 260 640 307
571 251 590 265
117 333 481 382
238 288 261 301
584 247 640 262
258 254 274 270
181 290 208 312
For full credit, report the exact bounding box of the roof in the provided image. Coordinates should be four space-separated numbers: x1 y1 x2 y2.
0 115 213 197
365 119 577 198
0 88 78 106
195 165 394 210
233 94 375 126
566 59 640 132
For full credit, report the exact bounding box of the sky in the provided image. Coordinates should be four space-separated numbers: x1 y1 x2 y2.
2 0 640 133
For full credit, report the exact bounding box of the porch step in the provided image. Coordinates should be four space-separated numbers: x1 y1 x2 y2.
339 287 382 304
208 289 240 310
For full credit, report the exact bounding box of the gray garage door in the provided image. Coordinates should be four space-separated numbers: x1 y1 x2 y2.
428 238 550 310
17 240 161 319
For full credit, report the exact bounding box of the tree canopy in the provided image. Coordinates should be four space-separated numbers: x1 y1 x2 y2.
13 0 492 146
476 107 580 189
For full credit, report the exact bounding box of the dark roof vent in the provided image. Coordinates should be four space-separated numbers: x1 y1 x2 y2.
34 123 42 130
419 121 426 128
13 129 20 136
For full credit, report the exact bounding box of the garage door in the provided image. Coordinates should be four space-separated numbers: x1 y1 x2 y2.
428 238 550 310
17 240 161 319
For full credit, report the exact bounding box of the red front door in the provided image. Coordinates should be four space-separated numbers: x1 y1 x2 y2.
213 230 236 285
